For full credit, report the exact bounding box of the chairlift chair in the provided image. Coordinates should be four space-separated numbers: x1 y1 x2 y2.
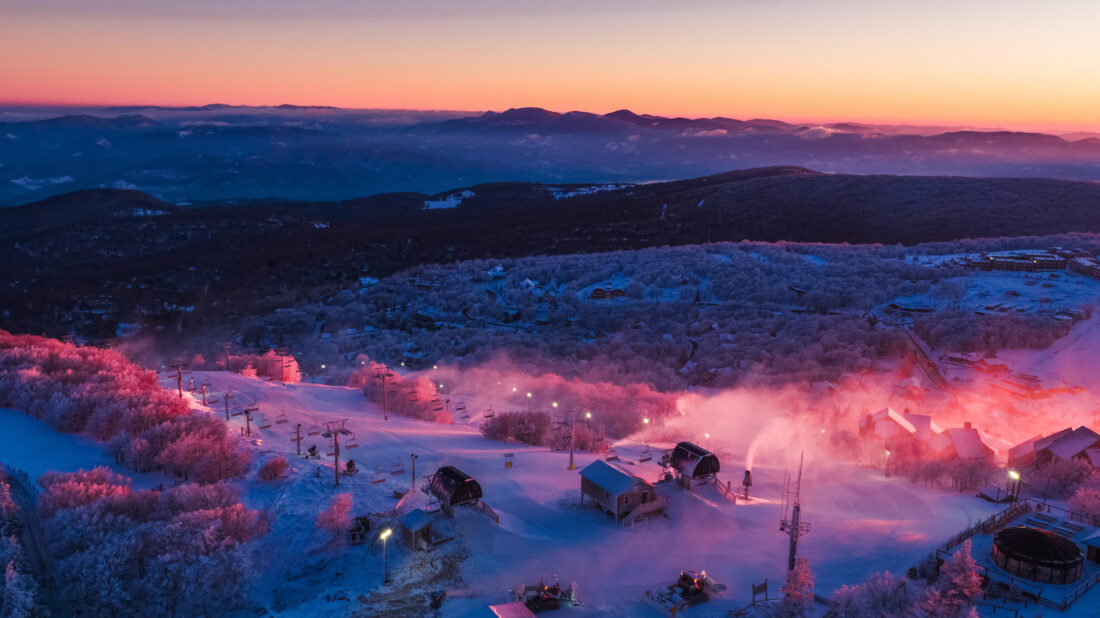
326 440 336 457
258 414 272 429
345 433 359 449
391 459 405 475
275 410 288 424
371 468 387 484
307 422 321 436
485 405 496 419
230 408 244 417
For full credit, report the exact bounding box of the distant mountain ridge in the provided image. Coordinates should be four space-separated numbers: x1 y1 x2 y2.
3 104 1100 206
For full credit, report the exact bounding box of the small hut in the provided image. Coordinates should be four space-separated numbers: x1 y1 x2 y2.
992 526 1084 585
428 466 483 507
1084 531 1100 565
580 459 665 524
399 508 433 551
669 442 720 488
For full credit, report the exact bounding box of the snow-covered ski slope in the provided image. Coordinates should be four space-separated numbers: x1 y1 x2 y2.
159 371 1016 616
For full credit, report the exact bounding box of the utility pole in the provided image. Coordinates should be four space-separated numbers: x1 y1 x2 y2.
780 452 811 572
292 423 302 456
223 392 234 421
374 370 394 421
322 419 351 487
411 453 418 492
200 383 209 406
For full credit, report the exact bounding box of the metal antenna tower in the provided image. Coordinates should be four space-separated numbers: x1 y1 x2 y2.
779 452 811 572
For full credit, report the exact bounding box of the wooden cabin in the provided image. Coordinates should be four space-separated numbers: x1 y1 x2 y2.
399 508 433 551
579 459 665 525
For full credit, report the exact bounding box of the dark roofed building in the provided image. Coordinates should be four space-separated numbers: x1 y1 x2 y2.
992 526 1084 585
669 441 720 489
428 466 483 507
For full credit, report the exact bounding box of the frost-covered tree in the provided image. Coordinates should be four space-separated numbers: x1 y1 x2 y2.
916 539 983 617
778 556 815 617
316 493 353 538
257 456 289 481
828 571 925 618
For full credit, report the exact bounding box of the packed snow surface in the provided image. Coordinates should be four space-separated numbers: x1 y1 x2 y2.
152 372 1017 616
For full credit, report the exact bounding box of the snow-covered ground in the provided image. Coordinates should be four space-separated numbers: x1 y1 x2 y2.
884 270 1100 316
147 372 1041 616
0 408 115 480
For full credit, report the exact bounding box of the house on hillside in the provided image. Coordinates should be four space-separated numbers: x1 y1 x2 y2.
926 423 1006 461
902 412 944 442
579 459 666 525
1034 426 1100 466
859 408 917 441
1008 428 1076 468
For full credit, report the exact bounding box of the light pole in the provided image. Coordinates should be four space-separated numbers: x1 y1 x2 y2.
568 411 593 471
1008 469 1021 503
526 392 532 413
643 417 650 446
380 528 393 584
884 450 891 478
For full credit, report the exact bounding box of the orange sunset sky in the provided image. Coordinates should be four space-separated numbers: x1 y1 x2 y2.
2 0 1098 132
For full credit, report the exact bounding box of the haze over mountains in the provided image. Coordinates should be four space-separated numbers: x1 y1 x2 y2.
3 104 1100 206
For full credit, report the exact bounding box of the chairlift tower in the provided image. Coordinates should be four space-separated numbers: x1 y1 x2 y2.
779 452 811 572
374 370 395 421
321 419 352 487
242 407 259 437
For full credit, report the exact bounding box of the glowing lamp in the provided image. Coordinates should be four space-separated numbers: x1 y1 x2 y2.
380 528 392 540
1008 470 1020 481
743 469 753 487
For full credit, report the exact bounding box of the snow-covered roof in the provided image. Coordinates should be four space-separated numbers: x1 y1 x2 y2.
977 429 1012 454
580 459 648 497
1034 427 1074 452
400 508 432 533
1087 449 1100 468
927 432 953 454
489 602 537 618
1008 435 1043 463
945 428 992 459
1083 530 1100 549
902 413 943 441
860 408 916 439
1043 426 1100 461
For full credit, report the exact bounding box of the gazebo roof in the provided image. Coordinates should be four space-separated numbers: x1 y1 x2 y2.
994 526 1083 566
